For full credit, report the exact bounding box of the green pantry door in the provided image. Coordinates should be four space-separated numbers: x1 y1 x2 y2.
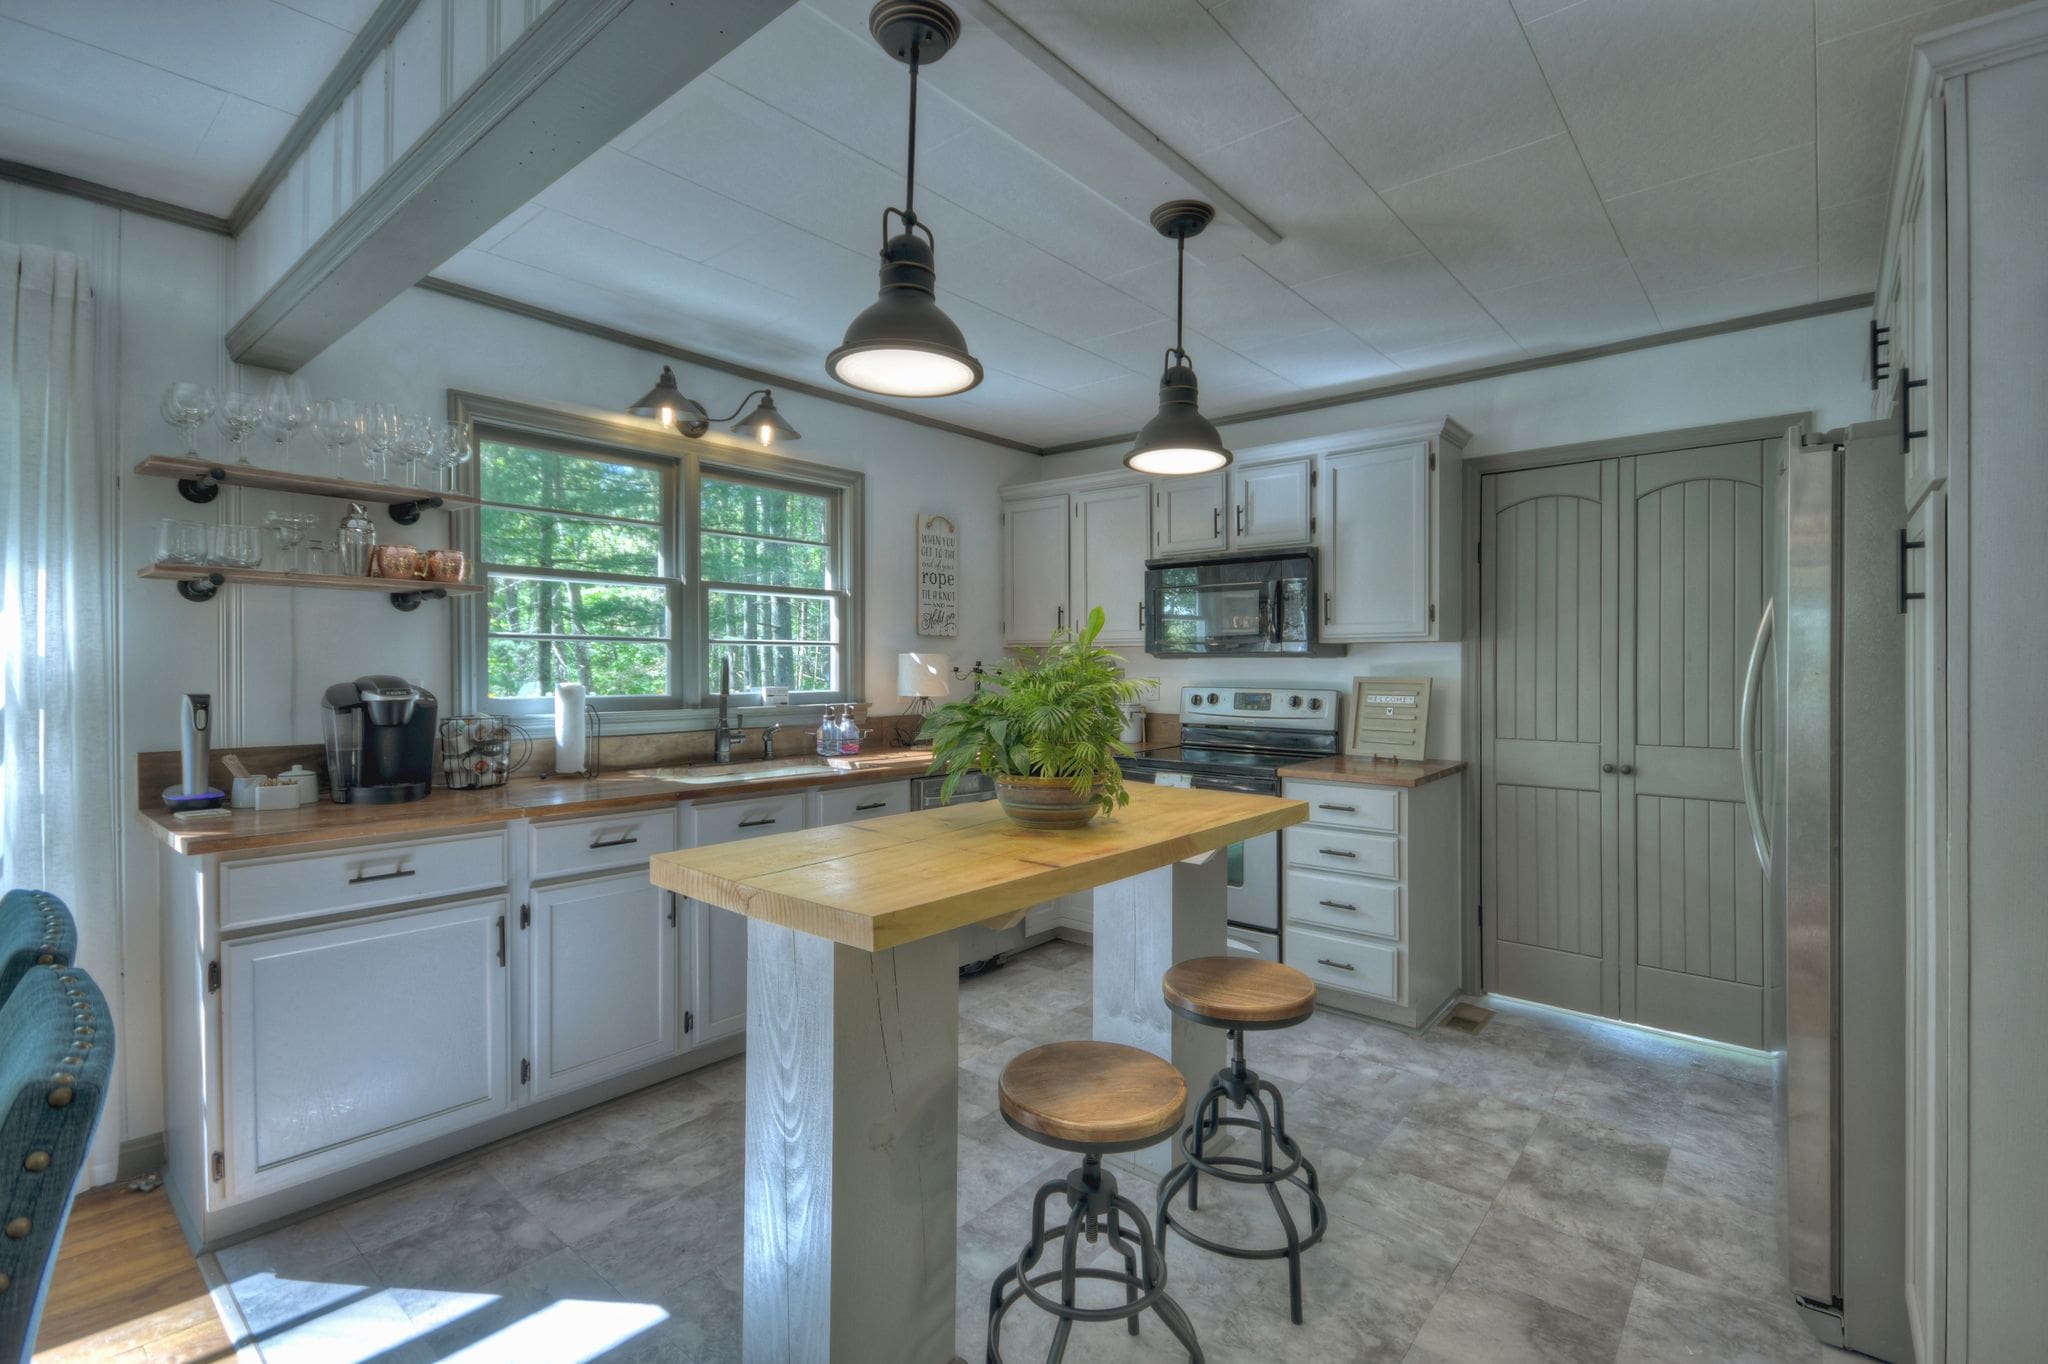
1480 442 1772 1047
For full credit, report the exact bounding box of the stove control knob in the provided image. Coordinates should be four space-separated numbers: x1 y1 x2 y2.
1189 694 1203 706
1287 695 1303 709
1206 692 1220 705
1308 697 1324 711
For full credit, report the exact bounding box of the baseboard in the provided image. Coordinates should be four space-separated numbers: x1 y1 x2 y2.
117 1132 167 1183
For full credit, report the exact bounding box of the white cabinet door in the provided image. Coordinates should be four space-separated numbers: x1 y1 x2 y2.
1232 457 1314 549
529 870 681 1098
1071 482 1151 644
1152 474 1226 556
685 793 813 1043
221 897 511 1201
1321 442 1432 640
1003 491 1071 643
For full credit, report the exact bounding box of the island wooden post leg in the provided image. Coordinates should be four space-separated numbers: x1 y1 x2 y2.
1089 855 1228 1176
743 919 960 1364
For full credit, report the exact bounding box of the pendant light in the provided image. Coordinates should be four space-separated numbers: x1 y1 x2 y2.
826 1 982 398
1125 200 1232 476
626 367 801 445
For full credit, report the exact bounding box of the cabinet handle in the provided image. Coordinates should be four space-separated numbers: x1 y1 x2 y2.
855 800 889 811
1056 605 1064 630
1318 899 1358 912
1602 763 1616 774
588 833 640 850
1236 505 1246 535
738 815 779 829
1323 591 1332 624
1899 366 1929 448
1898 527 1927 613
1317 802 1357 813
1618 764 1635 776
1317 957 1355 972
1319 847 1358 859
347 865 416 886
1213 507 1221 537
496 915 506 967
1138 600 1146 629
667 898 678 927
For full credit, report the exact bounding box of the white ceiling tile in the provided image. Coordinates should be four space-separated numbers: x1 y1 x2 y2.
1292 253 1500 356
470 203 546 254
1213 0 1564 190
997 0 1300 155
1380 134 1625 293
1607 143 1816 297
1175 258 1334 355
934 292 1138 392
1478 261 1659 351
1819 193 1888 297
702 217 876 320
1507 0 1587 21
0 96 242 215
537 150 773 262
1 0 355 115
1382 322 1524 373
272 0 384 32
1196 116 1423 284
0 20 223 158
940 215 1160 340
1815 0 2010 208
919 125 1162 281
1815 0 1963 43
1651 262 1818 329
1523 0 1814 200
1246 327 1401 389
1077 317 1277 394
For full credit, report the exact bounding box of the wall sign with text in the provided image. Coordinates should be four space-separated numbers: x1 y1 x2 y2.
917 512 959 637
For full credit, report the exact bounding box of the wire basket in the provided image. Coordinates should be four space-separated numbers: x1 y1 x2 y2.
440 714 534 789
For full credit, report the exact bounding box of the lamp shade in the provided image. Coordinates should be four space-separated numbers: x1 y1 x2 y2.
829 231 982 397
732 392 800 446
626 365 709 436
1124 360 1232 475
897 651 951 699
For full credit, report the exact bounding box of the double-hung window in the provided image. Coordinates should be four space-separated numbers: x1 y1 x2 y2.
461 394 862 718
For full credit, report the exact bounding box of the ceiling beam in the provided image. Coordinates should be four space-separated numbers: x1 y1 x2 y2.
226 0 794 372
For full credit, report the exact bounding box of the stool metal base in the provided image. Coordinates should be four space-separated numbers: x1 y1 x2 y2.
1155 1030 1328 1325
988 1153 1202 1363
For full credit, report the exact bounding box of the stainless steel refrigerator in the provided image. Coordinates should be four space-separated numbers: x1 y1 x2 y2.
1742 421 1911 1360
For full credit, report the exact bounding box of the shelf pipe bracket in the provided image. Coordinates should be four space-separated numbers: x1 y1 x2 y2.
177 572 226 603
388 586 448 612
176 467 227 505
387 495 444 526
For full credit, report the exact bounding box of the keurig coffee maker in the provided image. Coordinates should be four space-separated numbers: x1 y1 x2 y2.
322 675 437 803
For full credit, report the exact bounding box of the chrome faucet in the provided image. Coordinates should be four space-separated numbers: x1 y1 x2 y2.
760 723 783 760
713 657 747 763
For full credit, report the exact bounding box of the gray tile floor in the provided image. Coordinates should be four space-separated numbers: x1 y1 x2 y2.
209 939 1839 1362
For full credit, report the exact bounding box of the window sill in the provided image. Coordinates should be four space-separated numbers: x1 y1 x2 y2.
486 702 864 737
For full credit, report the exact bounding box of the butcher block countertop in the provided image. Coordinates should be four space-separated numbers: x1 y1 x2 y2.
649 782 1306 952
1276 756 1468 789
136 750 943 856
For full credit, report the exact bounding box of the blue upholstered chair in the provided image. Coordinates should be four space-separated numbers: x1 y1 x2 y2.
0 965 114 1363
0 892 76 1010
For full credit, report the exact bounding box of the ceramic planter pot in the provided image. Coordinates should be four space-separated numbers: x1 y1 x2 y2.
994 774 1105 829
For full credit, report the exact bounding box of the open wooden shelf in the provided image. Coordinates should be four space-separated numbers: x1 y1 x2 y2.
135 454 478 523
139 563 482 610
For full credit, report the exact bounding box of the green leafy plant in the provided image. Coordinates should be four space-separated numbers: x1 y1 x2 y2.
921 605 1141 816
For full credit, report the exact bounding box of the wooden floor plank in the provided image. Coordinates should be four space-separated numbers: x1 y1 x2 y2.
32 1185 232 1364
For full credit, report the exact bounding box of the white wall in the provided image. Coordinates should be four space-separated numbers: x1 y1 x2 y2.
1024 309 1875 760
3 177 1034 1168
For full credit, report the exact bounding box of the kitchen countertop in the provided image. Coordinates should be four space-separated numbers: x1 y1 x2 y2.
137 750 942 856
649 781 1306 951
1276 755 1468 788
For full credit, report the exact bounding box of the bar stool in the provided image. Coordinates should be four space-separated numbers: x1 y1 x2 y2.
988 1040 1204 1363
1154 957 1327 1325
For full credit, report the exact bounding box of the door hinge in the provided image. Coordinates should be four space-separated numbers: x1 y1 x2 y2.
684 1009 694 1035
207 960 220 993
520 1058 530 1085
211 1150 224 1182
519 902 530 929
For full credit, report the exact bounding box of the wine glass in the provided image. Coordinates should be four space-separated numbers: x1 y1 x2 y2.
215 390 264 464
160 383 217 457
313 398 360 475
264 511 321 573
398 413 435 488
361 403 400 483
261 376 312 466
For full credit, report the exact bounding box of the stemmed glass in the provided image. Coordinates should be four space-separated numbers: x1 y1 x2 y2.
215 390 264 464
160 383 217 457
398 413 436 488
312 399 360 476
261 376 312 467
361 403 400 482
264 511 321 573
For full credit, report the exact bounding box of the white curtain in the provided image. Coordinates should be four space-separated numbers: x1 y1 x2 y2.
0 242 114 924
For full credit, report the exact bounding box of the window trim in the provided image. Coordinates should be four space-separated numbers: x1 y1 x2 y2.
450 391 865 725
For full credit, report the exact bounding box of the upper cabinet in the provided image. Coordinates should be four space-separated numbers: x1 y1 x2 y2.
1002 490 1071 644
1072 482 1150 646
1153 473 1228 556
1319 422 1466 643
1232 456 1316 549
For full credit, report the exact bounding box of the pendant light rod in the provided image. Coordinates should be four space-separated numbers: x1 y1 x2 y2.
903 41 920 224
1174 228 1186 359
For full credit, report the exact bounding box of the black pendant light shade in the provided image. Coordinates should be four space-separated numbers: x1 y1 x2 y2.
627 365 710 437
829 1 981 398
731 390 800 446
1126 200 1232 476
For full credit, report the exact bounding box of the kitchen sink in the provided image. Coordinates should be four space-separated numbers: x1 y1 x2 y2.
631 755 917 785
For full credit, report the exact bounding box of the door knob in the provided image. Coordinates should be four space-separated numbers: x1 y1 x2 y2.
1619 764 1635 776
1601 763 1616 774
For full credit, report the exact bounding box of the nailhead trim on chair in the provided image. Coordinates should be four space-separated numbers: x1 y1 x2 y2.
21 1155 47 1174
3 1220 28 1240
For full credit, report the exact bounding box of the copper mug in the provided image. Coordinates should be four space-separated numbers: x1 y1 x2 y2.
370 544 424 579
427 549 467 583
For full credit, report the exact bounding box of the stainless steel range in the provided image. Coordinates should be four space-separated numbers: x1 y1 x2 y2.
1117 685 1343 960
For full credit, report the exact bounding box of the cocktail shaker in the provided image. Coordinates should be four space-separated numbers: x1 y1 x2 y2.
337 501 376 576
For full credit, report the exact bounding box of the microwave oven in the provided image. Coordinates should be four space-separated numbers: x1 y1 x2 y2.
1142 548 1342 657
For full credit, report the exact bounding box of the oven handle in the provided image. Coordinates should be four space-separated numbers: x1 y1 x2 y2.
1266 579 1282 643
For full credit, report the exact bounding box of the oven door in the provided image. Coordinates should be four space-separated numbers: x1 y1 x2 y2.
1133 769 1281 934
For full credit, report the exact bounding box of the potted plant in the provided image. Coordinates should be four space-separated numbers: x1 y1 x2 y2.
921 605 1141 828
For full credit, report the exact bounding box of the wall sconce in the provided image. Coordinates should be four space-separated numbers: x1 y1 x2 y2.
627 367 802 446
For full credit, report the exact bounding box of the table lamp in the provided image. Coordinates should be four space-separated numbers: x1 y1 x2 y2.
896 651 950 744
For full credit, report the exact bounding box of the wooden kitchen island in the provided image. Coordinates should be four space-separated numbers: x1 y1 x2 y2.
649 782 1306 1364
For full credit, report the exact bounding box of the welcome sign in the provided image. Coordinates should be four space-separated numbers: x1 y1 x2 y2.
917 512 959 637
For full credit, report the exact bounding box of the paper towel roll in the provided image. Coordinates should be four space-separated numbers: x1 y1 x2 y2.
554 683 588 774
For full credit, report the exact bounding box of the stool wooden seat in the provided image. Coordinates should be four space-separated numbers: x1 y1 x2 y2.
998 1041 1188 1152
1162 957 1316 1027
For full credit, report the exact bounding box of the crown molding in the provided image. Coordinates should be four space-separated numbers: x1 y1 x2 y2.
0 158 231 235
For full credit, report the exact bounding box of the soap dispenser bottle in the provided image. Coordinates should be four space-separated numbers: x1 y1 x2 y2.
816 708 841 757
837 706 862 756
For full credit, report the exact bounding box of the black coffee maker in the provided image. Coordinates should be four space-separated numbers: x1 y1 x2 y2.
322 676 437 804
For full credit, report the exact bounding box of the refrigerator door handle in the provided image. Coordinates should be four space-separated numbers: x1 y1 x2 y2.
1738 598 1774 878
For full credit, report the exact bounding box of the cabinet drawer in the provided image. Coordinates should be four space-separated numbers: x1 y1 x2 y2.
531 805 679 880
1285 827 1399 880
1287 868 1400 941
1285 781 1399 832
693 792 809 843
1288 924 1400 1003
815 779 910 827
220 829 510 931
